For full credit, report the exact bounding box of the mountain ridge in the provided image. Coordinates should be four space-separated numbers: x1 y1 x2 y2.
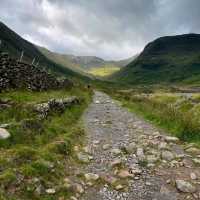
37 45 135 72
111 33 200 85
0 21 135 78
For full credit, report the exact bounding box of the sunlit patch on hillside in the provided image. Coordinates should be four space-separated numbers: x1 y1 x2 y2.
88 66 121 77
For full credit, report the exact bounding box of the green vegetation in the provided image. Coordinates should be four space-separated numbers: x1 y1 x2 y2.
0 87 92 200
0 21 136 85
0 21 91 83
38 46 135 77
112 90 200 146
112 34 200 85
88 66 120 77
38 46 88 74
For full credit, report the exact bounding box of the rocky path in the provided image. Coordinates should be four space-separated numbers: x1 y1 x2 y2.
73 91 200 200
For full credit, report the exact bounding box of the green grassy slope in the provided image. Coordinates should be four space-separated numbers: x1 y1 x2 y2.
0 21 91 82
0 87 92 200
112 34 200 85
38 46 136 76
37 46 87 73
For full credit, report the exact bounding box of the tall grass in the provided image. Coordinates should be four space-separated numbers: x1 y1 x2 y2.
114 93 200 145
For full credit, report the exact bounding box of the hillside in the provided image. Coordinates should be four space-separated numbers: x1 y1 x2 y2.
112 34 200 85
38 46 135 76
0 21 90 81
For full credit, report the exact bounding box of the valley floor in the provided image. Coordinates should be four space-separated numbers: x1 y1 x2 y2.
79 91 200 200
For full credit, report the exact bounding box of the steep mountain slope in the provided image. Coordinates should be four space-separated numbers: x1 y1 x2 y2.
112 34 200 85
0 21 90 81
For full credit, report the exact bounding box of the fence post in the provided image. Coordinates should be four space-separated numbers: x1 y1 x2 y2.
32 58 35 65
20 51 24 62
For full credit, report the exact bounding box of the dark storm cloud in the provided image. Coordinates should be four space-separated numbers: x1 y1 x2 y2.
0 0 200 60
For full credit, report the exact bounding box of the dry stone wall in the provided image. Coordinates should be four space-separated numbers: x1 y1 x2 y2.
0 52 73 91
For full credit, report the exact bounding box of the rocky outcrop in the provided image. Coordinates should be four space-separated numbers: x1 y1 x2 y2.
34 96 81 118
0 52 73 91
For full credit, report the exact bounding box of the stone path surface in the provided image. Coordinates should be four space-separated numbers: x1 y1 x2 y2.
74 91 200 200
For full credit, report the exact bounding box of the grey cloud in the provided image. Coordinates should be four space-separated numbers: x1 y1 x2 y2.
0 0 200 60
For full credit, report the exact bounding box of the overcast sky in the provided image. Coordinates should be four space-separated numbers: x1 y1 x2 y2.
0 0 200 60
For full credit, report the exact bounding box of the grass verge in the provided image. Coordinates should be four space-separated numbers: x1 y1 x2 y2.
0 87 92 200
112 91 200 146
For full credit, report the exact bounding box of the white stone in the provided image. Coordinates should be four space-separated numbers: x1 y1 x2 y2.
165 136 179 143
70 196 78 200
147 155 159 163
186 147 200 155
77 152 90 163
125 142 136 153
192 158 200 165
145 182 152 186
103 144 110 150
161 151 174 161
93 140 100 145
83 146 91 153
158 142 168 150
0 128 10 139
45 188 56 194
136 147 145 161
84 173 99 181
111 148 122 155
130 168 142 175
176 180 196 193
115 184 124 190
74 183 84 194
118 169 133 178
111 159 122 167
190 173 197 180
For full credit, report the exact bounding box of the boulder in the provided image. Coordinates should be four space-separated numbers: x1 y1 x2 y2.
48 99 65 112
34 103 49 118
34 96 80 118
